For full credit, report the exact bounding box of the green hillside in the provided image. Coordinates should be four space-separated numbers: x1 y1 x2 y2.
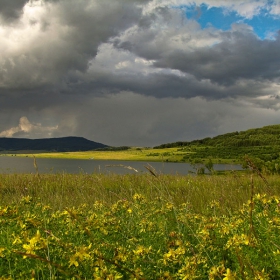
155 124 280 148
155 124 280 173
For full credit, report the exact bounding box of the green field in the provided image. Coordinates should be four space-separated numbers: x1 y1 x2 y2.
0 170 280 279
2 145 269 164
3 147 188 162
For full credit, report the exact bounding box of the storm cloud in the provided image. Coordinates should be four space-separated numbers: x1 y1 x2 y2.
0 0 29 22
0 0 280 146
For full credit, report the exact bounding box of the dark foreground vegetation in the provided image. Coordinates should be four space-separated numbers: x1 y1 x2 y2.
0 163 279 279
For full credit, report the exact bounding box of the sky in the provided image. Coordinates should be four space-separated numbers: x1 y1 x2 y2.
0 0 280 147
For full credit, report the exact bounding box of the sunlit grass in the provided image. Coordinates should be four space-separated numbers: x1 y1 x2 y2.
1 172 278 212
3 147 197 162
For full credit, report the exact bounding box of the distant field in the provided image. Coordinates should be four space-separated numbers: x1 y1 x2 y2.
3 147 190 162
3 144 279 167
3 147 237 163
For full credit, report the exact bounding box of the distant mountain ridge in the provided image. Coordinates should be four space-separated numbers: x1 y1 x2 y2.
0 136 108 152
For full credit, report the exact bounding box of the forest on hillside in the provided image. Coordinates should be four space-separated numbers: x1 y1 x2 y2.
155 124 280 175
154 124 280 148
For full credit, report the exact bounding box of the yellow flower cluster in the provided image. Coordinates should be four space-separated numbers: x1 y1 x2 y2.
22 230 47 257
0 192 278 279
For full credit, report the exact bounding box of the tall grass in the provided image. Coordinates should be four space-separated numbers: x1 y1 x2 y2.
1 171 279 214
1 169 280 278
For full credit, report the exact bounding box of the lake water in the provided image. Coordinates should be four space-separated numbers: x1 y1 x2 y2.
0 156 243 175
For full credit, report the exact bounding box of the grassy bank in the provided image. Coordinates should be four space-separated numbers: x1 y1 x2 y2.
0 172 280 278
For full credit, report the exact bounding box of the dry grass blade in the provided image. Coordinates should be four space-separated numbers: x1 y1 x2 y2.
33 155 40 181
144 163 158 177
244 155 272 194
33 155 38 173
105 164 138 173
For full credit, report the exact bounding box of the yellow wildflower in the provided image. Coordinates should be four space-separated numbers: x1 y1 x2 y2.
223 268 236 280
133 245 151 256
75 245 91 260
22 243 36 256
22 230 43 257
13 236 22 245
209 266 218 280
29 230 41 246
21 195 32 203
0 206 8 215
69 255 79 267
69 244 92 267
0 248 5 258
133 193 145 202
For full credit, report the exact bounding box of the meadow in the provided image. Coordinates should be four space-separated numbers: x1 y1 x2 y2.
0 165 280 279
4 147 186 162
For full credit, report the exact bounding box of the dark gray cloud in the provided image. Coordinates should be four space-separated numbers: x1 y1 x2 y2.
114 10 280 88
63 40 279 102
2 1 278 100
0 0 147 91
0 0 28 21
154 29 280 86
0 0 280 145
2 91 279 146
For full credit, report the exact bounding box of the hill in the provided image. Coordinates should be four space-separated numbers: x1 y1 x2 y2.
0 136 108 152
154 124 280 171
154 124 280 149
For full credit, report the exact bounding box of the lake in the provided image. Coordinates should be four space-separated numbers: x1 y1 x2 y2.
0 156 243 175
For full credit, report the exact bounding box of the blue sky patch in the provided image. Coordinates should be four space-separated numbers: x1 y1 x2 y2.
183 3 280 40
